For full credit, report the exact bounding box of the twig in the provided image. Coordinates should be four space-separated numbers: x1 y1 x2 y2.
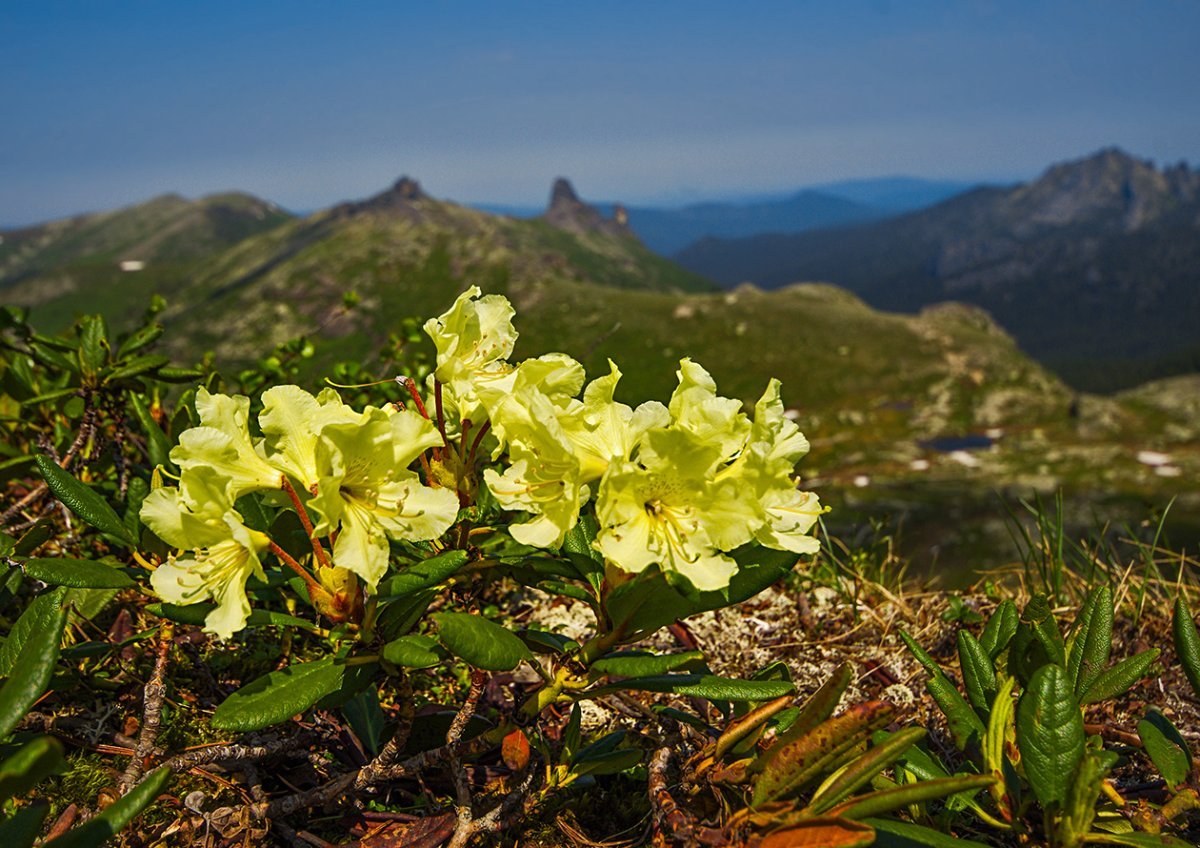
119 621 174 791
649 723 692 845
446 669 487 848
354 671 416 789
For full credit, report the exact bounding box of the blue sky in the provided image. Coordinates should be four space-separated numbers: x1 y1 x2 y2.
3 1 1198 224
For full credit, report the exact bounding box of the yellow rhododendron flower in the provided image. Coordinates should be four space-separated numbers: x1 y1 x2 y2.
308 405 459 587
422 285 518 424
171 388 282 497
140 467 270 640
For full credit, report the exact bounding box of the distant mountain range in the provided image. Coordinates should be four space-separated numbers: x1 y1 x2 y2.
676 149 1200 392
3 164 1198 568
475 177 972 255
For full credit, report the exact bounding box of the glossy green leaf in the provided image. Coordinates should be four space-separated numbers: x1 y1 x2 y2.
44 766 170 848
589 650 704 678
1067 585 1113 698
12 521 53 557
957 630 997 715
0 591 65 677
105 355 170 383
154 367 205 383
828 774 995 820
432 612 533 671
518 629 580 655
377 550 470 597
1172 596 1200 697
1137 708 1191 790
867 817 994 848
0 736 66 804
978 599 1018 661
116 322 164 358
381 634 446 669
213 657 353 731
1016 664 1084 809
146 603 319 631
23 558 134 589
35 456 136 546
899 631 985 752
588 674 793 703
1079 649 1159 706
76 315 109 377
0 591 67 739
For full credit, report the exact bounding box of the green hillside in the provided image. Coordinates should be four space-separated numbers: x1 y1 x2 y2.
0 192 294 330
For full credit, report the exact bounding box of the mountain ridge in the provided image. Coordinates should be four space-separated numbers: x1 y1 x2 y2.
676 148 1200 392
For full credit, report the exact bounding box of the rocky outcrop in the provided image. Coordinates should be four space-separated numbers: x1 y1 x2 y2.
336 176 430 220
542 178 634 239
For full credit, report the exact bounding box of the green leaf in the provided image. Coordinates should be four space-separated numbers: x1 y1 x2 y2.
569 747 642 777
377 550 471 597
0 591 67 739
126 392 174 473
381 634 446 669
0 802 49 848
759 663 853 764
13 520 54 557
1067 585 1113 698
22 558 135 589
154 367 205 383
1016 664 1084 809
374 589 435 641
432 612 533 671
76 315 109 377
1083 833 1196 847
754 701 895 806
806 726 927 814
0 736 66 804
20 388 78 407
589 650 704 678
44 766 170 848
35 456 136 546
1079 649 1159 706
604 546 797 639
343 688 384 757
105 355 170 383
145 603 319 632
1172 596 1200 697
957 630 997 715
827 774 995 821
116 323 164 358
518 629 580 655
978 599 1018 660
1137 708 1191 790
588 674 793 702
0 592 65 677
866 817 994 848
212 657 353 731
899 631 985 752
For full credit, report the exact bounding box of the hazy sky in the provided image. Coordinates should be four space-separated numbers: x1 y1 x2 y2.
3 1 1198 224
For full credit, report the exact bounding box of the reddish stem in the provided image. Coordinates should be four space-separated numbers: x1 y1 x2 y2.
269 541 321 592
467 421 491 470
399 377 430 421
280 477 333 571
